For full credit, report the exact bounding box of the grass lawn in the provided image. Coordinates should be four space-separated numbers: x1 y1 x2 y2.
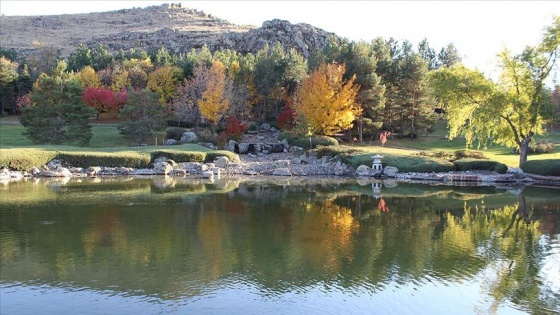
1 116 559 168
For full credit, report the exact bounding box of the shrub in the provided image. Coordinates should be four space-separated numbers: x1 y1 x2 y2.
453 158 508 174
196 129 218 144
0 148 58 171
224 117 248 140
204 150 240 163
454 149 486 159
416 150 455 160
278 131 338 149
57 152 151 168
150 150 205 164
166 127 186 141
314 145 367 162
276 104 296 130
531 142 555 154
349 153 456 173
521 159 560 176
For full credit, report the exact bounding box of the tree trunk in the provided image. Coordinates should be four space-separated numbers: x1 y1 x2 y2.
358 120 363 143
518 133 533 167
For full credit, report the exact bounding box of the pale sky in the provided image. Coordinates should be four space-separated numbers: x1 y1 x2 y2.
1 1 559 78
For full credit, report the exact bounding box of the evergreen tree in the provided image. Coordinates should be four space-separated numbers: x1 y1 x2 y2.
20 61 95 146
118 89 167 145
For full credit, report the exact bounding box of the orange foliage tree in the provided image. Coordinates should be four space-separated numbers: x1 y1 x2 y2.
293 62 361 135
198 60 231 131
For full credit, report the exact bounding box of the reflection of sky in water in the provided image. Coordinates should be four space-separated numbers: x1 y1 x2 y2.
0 274 531 315
540 236 560 294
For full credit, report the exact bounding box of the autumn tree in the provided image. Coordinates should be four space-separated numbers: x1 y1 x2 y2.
0 56 19 115
20 61 95 146
83 87 128 119
147 65 183 104
75 65 101 88
293 62 361 135
198 60 231 132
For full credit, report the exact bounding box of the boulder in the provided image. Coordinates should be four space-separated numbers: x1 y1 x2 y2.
153 162 173 175
383 166 399 178
200 171 214 179
272 168 292 176
133 169 155 175
164 139 178 145
180 131 198 143
237 143 250 154
214 156 230 168
87 166 102 176
226 140 236 152
273 160 291 168
356 165 372 177
170 169 187 176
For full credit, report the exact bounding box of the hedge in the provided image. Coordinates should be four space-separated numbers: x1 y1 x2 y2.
0 148 58 171
349 153 456 173
453 158 508 174
521 159 560 176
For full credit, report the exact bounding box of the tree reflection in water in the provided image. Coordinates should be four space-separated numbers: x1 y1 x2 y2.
0 178 558 314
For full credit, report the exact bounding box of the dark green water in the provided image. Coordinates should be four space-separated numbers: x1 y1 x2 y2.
1 176 559 315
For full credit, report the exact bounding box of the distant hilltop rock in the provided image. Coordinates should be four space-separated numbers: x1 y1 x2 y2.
1 3 342 58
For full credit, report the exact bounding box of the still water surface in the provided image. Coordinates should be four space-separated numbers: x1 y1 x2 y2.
1 176 559 314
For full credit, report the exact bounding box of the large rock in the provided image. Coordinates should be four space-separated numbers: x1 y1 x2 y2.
273 160 291 168
153 162 173 175
41 167 72 177
272 168 292 176
237 143 250 154
383 166 399 178
214 156 230 168
355 165 371 176
180 131 198 143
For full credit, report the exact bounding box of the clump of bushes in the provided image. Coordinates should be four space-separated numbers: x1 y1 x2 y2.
0 148 58 171
57 152 152 168
530 142 555 154
150 150 205 163
521 159 560 176
454 149 486 159
166 127 186 141
278 131 338 149
196 129 218 145
349 153 456 173
204 150 240 163
453 158 508 174
416 150 455 160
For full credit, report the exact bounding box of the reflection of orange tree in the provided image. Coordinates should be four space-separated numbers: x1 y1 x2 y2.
82 209 128 260
197 211 229 281
378 197 390 212
297 200 359 274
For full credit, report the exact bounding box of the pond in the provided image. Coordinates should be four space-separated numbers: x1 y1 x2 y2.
1 176 559 314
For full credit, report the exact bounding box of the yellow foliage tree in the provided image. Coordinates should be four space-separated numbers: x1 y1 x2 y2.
198 61 230 130
147 65 182 104
293 62 361 135
76 66 101 88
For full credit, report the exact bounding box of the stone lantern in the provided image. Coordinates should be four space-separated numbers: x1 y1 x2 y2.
371 154 383 171
371 181 382 199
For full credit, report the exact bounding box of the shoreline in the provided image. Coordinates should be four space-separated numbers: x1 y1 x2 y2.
1 151 559 188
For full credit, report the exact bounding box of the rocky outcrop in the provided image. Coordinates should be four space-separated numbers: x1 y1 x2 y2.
1 3 341 59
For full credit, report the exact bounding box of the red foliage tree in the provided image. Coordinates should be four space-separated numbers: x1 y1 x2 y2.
224 116 248 140
276 103 296 130
83 87 128 119
379 131 391 147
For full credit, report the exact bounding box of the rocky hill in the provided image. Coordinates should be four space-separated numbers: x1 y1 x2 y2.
0 3 341 58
